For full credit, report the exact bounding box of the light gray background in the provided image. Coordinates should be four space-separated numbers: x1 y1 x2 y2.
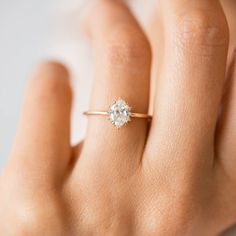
0 1 235 235
0 0 57 166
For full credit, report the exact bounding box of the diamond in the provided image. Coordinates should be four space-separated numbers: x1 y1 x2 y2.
108 99 131 128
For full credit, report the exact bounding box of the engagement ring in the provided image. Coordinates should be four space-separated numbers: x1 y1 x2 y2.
84 98 152 128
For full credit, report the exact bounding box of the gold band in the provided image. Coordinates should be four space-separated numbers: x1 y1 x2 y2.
83 111 152 119
84 98 151 128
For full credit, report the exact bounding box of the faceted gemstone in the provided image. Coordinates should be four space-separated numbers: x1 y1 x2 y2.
108 99 131 128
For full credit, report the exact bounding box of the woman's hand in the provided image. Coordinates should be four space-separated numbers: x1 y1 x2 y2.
0 0 235 235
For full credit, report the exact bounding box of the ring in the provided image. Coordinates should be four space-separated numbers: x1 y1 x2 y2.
84 98 152 128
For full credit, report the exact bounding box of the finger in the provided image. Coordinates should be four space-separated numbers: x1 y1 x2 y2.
81 1 151 169
216 51 236 175
145 1 229 168
8 62 72 183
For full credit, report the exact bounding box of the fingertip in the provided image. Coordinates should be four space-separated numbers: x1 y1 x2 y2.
32 61 70 81
25 61 72 107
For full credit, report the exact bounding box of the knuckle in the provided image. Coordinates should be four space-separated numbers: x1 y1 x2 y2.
104 30 151 66
174 10 229 54
8 198 63 234
140 210 191 235
140 198 197 235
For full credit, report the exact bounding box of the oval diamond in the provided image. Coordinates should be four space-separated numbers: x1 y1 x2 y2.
108 99 131 128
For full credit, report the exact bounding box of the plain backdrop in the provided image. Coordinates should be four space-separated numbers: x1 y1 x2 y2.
0 0 235 235
0 0 56 166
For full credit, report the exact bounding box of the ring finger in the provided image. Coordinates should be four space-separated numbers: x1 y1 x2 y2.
80 0 151 170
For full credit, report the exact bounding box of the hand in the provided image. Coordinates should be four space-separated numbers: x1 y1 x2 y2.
0 0 235 235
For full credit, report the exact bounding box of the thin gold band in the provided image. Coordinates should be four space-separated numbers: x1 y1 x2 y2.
83 111 152 119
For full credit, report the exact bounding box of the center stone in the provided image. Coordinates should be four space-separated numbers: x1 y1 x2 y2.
108 99 131 128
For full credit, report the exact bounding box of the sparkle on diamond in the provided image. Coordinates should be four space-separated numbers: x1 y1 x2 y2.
108 99 131 128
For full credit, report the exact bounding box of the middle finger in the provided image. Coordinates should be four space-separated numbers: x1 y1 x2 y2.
146 0 229 169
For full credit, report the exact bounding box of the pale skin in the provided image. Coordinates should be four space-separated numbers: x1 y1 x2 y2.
0 0 236 235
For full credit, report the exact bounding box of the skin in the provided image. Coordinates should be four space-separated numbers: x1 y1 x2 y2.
0 0 235 235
